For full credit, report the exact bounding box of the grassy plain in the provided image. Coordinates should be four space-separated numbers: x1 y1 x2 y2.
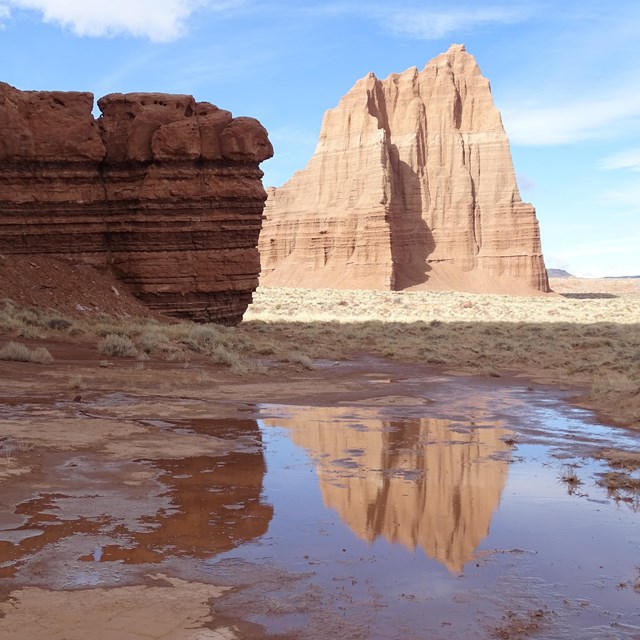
1 278 639 429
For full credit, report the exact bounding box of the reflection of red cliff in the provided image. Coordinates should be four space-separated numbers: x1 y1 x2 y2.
0 84 273 325
100 419 274 563
270 409 509 573
260 44 548 294
1 420 273 569
99 450 274 564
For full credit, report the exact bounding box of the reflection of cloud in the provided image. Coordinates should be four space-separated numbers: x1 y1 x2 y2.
266 407 510 573
601 148 640 171
3 0 242 41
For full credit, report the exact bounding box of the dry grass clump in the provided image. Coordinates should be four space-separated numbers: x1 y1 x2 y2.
0 341 53 364
559 463 582 488
0 299 77 338
599 472 640 493
594 448 640 509
595 448 640 471
98 334 138 358
67 375 86 390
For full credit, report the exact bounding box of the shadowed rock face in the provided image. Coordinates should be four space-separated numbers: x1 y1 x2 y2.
260 44 549 295
0 83 273 324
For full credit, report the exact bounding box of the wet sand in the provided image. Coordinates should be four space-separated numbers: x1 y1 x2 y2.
1 352 639 639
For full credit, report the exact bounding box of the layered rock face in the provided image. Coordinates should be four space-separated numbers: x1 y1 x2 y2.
0 83 273 324
260 44 549 294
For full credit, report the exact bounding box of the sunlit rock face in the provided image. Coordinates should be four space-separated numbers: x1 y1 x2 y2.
260 44 549 295
0 84 273 324
265 408 511 573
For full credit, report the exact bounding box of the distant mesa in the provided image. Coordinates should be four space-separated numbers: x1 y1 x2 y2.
260 44 550 295
547 269 574 278
0 83 273 325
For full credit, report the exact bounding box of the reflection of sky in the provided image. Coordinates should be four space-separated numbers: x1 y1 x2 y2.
255 408 640 577
215 392 640 636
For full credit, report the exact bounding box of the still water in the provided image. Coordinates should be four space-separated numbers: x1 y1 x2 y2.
1 375 639 639
208 395 640 639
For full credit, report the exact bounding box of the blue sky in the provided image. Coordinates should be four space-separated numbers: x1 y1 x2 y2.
1 1 638 277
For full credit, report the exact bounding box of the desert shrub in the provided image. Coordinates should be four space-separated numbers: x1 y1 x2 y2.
208 344 240 367
284 351 314 370
68 375 86 390
98 334 138 358
46 316 73 331
138 330 163 354
0 341 53 364
181 325 221 353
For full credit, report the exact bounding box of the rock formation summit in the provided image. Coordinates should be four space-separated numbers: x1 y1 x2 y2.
260 44 549 294
0 83 273 324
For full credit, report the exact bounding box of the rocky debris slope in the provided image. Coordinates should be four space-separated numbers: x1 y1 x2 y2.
0 83 273 324
260 45 549 294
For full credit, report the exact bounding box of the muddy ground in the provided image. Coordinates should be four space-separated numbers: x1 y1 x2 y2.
1 344 639 639
1 261 639 638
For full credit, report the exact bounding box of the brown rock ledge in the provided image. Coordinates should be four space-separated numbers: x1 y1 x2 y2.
0 83 273 324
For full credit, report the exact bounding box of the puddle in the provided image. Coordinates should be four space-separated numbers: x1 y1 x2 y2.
0 377 639 638
204 402 639 639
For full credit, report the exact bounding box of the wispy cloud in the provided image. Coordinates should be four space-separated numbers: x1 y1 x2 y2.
385 6 528 39
601 148 640 171
304 2 531 39
503 88 640 146
3 0 242 41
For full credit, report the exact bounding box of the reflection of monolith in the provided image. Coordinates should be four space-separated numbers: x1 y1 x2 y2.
267 408 509 573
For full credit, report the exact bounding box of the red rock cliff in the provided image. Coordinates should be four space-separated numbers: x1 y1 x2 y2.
0 83 273 324
260 45 549 294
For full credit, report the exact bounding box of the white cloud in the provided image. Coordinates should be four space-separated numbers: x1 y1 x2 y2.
0 4 10 19
305 2 530 39
4 0 240 41
385 7 527 39
503 88 640 146
601 148 640 171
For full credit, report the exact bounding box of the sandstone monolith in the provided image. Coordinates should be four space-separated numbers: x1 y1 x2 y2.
260 45 549 294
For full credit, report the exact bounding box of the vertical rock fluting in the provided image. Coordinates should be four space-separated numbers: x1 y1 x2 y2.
260 45 549 294
0 83 273 324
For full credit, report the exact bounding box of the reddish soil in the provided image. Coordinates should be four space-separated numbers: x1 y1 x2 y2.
0 255 156 319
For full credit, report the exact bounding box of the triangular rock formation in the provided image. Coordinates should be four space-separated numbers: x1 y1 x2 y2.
259 45 549 294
